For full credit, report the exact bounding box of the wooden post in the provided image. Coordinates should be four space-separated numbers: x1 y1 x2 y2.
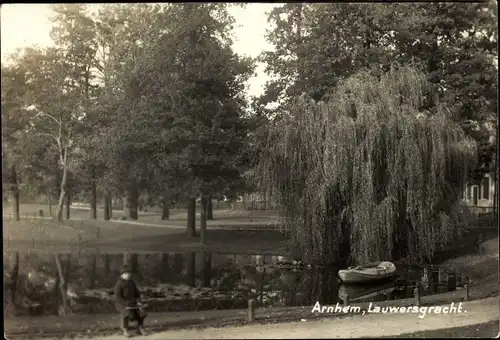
464 284 469 301
247 299 255 322
32 236 35 249
438 268 447 285
343 295 350 307
413 287 420 306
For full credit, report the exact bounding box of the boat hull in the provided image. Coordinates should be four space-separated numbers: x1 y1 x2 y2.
338 261 396 284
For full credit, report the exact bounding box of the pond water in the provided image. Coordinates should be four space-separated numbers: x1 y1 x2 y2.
3 251 466 316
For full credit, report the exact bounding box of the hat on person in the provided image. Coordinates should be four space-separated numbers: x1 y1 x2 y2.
120 264 133 275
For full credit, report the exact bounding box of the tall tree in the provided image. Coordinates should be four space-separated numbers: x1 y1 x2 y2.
50 4 101 219
1 63 32 220
258 66 476 265
93 4 167 220
7 47 84 221
260 2 497 180
116 4 255 233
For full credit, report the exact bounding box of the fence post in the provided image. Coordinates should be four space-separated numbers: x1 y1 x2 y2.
247 299 255 322
32 236 35 249
463 275 470 301
413 287 420 306
343 295 350 307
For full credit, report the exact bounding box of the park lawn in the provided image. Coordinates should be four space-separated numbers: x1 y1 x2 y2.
3 216 289 255
3 219 93 244
3 203 279 224
72 218 289 254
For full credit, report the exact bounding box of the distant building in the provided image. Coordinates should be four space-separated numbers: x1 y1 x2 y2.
462 172 496 214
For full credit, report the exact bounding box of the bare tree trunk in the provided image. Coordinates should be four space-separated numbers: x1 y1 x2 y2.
187 198 196 237
65 190 71 220
48 195 53 218
10 165 20 221
207 196 213 220
54 254 69 315
200 197 207 244
124 184 138 220
56 166 68 221
109 194 113 218
104 191 111 220
161 196 170 220
90 166 97 219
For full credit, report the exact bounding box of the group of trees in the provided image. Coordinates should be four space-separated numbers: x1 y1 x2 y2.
2 4 256 240
2 3 497 263
255 2 497 265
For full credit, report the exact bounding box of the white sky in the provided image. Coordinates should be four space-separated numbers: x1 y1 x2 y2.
0 3 278 97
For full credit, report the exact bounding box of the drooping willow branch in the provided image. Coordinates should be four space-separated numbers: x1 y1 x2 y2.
258 65 476 265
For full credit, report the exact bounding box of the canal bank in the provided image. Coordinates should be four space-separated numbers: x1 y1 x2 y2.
5 237 498 339
5 272 498 339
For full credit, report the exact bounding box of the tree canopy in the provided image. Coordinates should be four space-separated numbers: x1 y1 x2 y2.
259 2 497 180
258 66 476 265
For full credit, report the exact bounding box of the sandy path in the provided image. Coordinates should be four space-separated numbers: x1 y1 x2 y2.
69 297 499 340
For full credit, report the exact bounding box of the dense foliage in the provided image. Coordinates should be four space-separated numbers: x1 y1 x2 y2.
258 66 476 265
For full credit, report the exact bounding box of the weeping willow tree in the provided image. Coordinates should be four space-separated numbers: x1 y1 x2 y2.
258 65 476 266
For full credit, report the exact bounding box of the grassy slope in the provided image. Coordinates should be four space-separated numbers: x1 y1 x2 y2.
3 203 287 254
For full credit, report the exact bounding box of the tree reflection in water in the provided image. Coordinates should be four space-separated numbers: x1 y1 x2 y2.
3 250 460 316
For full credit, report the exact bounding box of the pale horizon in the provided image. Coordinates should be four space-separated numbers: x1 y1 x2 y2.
0 3 278 98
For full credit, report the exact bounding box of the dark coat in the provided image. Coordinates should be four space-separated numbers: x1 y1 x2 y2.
114 277 141 312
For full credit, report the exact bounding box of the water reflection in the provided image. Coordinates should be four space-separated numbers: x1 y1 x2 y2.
3 251 464 317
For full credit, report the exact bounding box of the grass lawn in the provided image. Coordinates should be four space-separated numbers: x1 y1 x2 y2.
3 216 288 256
2 203 279 223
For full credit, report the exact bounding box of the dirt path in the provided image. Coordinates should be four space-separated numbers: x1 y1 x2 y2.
67 297 499 340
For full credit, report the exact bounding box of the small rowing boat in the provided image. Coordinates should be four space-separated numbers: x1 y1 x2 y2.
338 261 396 284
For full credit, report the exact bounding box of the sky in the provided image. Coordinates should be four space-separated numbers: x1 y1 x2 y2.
0 3 278 97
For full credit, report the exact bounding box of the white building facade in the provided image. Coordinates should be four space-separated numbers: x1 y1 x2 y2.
462 173 496 213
